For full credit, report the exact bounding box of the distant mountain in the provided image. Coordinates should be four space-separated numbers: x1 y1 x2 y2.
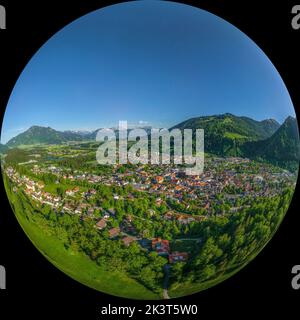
171 113 280 156
6 126 84 147
63 130 93 137
69 126 153 141
86 129 101 141
0 143 9 154
242 116 300 170
5 125 153 147
5 115 299 171
260 118 281 137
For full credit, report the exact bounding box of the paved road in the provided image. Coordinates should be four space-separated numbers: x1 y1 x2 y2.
163 264 171 299
163 289 170 300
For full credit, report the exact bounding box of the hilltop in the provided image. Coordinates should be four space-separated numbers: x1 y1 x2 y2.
6 126 87 147
171 113 280 157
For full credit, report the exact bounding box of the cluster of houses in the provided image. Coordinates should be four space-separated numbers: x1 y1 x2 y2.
96 216 190 263
151 238 188 264
6 153 296 229
93 211 189 263
5 154 297 266
6 167 100 217
6 168 61 208
26 156 295 219
8 153 296 223
95 218 137 247
164 211 206 224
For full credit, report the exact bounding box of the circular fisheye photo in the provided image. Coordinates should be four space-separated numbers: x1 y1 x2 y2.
1 1 299 299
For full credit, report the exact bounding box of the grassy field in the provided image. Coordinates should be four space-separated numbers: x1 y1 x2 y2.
5 178 161 300
224 132 247 139
43 183 87 195
17 144 47 150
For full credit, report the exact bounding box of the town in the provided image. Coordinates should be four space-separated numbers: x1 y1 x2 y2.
2 142 296 268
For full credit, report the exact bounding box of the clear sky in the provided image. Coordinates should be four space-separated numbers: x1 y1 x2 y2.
1 0 296 143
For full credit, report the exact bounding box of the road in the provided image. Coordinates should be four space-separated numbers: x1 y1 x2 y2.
163 264 171 299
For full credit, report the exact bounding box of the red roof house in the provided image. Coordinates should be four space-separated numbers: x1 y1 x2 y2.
152 238 170 255
169 252 188 263
96 219 107 230
108 227 120 238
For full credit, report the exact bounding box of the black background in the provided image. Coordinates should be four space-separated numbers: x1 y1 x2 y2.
0 0 299 318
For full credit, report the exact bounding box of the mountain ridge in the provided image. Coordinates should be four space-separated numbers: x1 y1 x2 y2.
171 113 282 157
242 116 300 170
3 114 299 171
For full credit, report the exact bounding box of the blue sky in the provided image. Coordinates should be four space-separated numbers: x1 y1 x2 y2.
1 0 296 143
